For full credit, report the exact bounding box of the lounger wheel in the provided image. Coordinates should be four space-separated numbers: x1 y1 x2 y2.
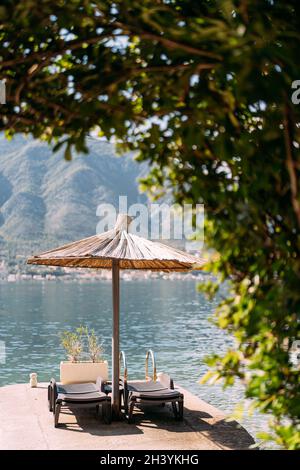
172 399 184 421
96 401 112 424
172 402 178 419
102 401 112 425
122 389 129 415
127 400 135 424
48 385 53 412
49 378 57 414
54 401 62 428
178 400 184 421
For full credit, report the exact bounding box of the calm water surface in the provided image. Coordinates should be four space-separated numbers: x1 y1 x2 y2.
0 279 270 443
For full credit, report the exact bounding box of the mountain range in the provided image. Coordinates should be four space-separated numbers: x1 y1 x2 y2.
0 134 147 244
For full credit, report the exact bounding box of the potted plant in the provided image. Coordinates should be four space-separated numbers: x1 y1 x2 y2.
59 326 108 384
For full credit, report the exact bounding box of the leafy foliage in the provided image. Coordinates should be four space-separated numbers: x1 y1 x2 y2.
79 326 104 363
60 326 103 363
1 0 300 448
60 328 84 363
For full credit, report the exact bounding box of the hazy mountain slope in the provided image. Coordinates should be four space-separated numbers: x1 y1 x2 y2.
0 134 147 242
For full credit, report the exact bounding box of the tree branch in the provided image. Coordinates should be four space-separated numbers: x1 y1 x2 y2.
283 99 300 227
0 34 113 69
113 21 222 61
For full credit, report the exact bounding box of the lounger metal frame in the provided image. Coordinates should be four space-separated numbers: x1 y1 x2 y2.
48 378 112 427
120 350 184 423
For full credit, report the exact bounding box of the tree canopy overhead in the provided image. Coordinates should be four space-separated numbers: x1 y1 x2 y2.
1 0 300 448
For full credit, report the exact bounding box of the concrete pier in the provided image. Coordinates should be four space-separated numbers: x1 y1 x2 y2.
0 383 255 450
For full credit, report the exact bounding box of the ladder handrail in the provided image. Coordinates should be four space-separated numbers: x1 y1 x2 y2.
145 349 157 382
119 350 128 382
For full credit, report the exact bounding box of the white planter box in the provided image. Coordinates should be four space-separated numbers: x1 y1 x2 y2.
60 361 109 385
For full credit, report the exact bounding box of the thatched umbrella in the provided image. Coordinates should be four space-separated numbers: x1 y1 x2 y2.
28 214 205 416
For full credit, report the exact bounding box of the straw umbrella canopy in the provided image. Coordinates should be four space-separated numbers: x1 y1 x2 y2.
27 214 206 416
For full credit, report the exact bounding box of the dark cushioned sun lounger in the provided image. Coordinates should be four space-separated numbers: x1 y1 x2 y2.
128 382 182 399
120 350 184 423
48 378 111 427
124 378 184 422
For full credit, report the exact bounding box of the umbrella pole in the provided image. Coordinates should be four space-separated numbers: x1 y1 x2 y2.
112 259 120 418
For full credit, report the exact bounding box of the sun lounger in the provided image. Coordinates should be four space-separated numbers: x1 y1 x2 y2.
48 377 111 427
120 350 184 423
